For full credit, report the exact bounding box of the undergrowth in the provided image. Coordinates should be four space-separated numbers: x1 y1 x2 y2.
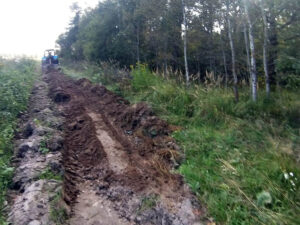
0 58 37 223
64 63 300 225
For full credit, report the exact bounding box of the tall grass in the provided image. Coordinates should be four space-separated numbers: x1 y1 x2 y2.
126 66 300 225
0 58 38 223
63 62 300 225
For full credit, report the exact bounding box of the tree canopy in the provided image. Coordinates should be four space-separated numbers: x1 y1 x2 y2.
57 0 300 87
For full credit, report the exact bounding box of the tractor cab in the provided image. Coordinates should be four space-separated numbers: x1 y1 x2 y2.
42 49 59 65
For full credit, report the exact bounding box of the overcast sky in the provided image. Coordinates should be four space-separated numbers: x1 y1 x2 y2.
0 0 99 58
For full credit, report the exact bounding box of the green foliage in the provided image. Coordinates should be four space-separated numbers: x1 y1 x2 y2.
39 138 50 155
279 74 300 90
38 168 62 181
58 0 300 90
127 65 196 122
131 64 160 91
0 58 37 223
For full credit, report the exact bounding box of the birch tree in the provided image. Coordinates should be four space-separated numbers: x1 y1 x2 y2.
260 0 270 96
243 22 251 81
243 0 257 101
226 0 239 101
220 35 228 88
182 0 189 86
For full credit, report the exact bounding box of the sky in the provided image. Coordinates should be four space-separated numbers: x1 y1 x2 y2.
0 0 99 58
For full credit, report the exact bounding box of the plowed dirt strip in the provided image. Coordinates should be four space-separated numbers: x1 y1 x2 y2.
45 68 208 225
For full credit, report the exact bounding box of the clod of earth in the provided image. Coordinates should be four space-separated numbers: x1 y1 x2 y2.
54 92 71 103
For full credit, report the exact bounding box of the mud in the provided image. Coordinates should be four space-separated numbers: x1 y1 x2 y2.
8 67 209 225
45 68 209 225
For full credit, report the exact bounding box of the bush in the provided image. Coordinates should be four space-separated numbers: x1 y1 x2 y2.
279 74 300 90
131 64 160 92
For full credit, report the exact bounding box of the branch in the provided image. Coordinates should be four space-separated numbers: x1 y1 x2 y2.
284 34 300 42
278 13 298 30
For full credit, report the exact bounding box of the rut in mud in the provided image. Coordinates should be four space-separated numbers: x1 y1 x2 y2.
45 68 209 225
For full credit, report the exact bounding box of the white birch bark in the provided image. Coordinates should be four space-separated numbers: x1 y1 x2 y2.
260 0 270 96
182 0 189 86
244 0 257 101
220 35 228 88
243 23 251 80
226 1 239 101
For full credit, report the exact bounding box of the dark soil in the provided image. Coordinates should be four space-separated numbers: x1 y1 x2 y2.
44 68 208 225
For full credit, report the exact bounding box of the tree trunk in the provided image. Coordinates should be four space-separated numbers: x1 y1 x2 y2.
220 35 228 88
163 35 168 76
226 1 239 101
136 23 140 64
260 0 270 96
268 9 278 87
244 0 257 101
181 0 189 86
243 23 251 82
208 2 214 73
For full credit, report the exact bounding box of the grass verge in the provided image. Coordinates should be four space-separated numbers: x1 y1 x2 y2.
0 58 38 223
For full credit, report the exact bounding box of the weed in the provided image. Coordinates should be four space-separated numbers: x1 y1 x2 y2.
50 191 68 225
33 118 42 126
137 194 159 214
38 168 62 181
39 138 50 154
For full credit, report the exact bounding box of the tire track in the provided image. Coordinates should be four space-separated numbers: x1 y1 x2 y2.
46 68 208 225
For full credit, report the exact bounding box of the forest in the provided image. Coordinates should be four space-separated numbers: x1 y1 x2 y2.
57 0 300 99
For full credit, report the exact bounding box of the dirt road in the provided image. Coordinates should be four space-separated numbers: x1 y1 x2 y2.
9 68 208 225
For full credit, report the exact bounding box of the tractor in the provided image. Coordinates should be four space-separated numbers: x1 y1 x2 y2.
42 49 59 65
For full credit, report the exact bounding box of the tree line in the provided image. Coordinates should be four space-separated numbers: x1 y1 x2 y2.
57 0 299 101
